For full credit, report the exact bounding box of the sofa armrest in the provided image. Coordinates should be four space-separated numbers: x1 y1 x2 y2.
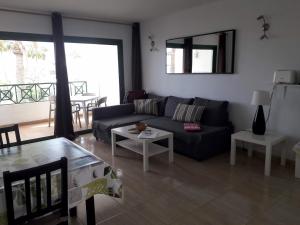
92 103 134 121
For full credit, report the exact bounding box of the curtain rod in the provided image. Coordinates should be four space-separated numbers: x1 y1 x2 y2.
0 7 132 26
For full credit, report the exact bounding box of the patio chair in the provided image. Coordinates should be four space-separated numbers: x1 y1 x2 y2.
48 96 56 127
72 103 82 128
3 157 68 225
86 96 107 125
82 92 98 108
49 96 82 128
0 124 21 148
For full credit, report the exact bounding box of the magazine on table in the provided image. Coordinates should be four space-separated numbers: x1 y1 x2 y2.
137 129 158 139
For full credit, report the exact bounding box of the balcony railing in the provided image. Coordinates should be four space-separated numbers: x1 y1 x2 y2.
0 81 87 104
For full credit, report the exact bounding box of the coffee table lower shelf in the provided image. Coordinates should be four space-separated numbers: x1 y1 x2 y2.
111 125 173 172
116 139 169 157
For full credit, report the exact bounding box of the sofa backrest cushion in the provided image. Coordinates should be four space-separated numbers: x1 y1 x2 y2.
172 104 205 122
193 97 229 126
164 96 193 118
134 99 159 116
147 93 167 116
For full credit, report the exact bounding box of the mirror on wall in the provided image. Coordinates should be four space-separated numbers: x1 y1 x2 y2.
166 30 235 74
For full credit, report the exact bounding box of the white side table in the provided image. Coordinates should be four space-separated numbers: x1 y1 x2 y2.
230 131 286 176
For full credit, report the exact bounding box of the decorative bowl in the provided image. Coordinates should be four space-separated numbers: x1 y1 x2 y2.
135 122 147 132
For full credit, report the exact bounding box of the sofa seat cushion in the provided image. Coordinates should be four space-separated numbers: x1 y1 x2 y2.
93 114 157 132
142 117 227 144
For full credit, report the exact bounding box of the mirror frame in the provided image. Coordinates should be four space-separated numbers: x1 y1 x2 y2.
165 29 236 75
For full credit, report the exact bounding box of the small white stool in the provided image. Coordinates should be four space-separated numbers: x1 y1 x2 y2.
230 131 286 176
293 142 300 178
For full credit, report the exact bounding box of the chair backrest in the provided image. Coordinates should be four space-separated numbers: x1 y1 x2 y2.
71 103 81 112
3 157 68 225
0 124 21 148
97 97 107 107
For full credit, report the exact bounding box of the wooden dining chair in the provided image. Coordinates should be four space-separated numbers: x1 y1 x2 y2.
0 124 21 148
3 157 68 225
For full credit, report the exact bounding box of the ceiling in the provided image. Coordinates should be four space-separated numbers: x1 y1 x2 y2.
0 0 217 23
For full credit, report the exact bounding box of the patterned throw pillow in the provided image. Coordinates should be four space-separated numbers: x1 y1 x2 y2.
134 99 158 115
172 104 205 122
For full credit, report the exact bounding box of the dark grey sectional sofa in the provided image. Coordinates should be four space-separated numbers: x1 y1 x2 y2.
92 95 234 161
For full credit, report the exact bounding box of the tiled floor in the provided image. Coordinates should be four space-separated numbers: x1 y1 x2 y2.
73 134 300 225
4 115 91 141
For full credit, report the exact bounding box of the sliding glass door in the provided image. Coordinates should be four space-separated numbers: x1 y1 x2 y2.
65 43 120 106
0 32 125 140
0 38 56 141
64 38 124 130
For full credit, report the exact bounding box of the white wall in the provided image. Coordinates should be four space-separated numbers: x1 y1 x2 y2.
0 102 49 126
0 11 132 124
141 0 300 158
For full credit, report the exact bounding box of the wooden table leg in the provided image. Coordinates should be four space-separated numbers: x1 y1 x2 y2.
69 206 77 217
111 132 116 156
86 196 96 225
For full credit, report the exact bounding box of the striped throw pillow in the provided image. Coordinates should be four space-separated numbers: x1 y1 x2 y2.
134 99 158 115
172 104 205 122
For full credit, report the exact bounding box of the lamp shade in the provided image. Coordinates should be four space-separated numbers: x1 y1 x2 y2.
251 90 270 105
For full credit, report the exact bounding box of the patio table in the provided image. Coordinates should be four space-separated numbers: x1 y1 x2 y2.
70 95 98 128
0 138 122 225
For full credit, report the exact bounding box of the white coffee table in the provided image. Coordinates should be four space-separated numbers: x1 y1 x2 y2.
111 125 174 172
230 130 286 176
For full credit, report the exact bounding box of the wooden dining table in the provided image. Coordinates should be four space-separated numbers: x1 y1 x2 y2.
0 138 122 225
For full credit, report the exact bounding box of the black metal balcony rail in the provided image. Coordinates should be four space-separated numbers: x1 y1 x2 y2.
0 81 87 104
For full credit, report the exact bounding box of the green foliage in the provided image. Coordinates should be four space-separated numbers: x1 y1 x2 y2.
27 43 47 60
0 40 47 60
0 40 9 52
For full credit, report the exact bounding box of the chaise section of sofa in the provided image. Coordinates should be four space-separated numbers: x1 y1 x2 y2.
141 117 231 160
92 104 156 143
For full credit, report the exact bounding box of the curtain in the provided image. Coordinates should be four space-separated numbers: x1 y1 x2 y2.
217 33 227 73
183 37 193 73
52 12 75 139
131 22 142 90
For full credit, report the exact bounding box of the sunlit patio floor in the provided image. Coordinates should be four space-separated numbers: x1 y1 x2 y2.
16 115 91 141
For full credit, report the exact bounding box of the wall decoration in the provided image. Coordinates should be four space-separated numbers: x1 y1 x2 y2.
257 15 270 40
148 35 158 52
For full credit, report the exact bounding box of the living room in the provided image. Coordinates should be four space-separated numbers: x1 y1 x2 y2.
0 0 299 225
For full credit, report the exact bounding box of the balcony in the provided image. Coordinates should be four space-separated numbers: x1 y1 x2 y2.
0 81 91 141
